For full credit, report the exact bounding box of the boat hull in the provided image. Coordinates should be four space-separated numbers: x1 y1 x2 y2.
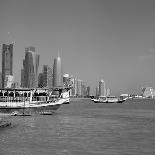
0 104 61 116
91 98 126 103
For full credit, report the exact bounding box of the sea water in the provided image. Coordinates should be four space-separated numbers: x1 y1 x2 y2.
0 99 155 155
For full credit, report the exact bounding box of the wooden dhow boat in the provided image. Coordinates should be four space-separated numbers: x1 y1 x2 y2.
0 87 70 116
91 96 127 103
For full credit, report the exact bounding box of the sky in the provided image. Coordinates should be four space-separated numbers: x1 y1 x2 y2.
0 0 155 95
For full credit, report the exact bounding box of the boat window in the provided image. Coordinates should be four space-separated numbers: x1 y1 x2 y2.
15 92 20 97
34 92 38 96
4 92 9 96
9 92 14 97
24 92 27 97
28 92 31 97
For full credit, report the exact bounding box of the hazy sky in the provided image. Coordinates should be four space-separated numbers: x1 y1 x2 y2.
0 0 155 95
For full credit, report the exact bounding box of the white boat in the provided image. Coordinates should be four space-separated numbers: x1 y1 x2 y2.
91 96 127 103
0 87 70 116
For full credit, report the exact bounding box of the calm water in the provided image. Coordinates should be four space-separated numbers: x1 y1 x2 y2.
0 99 155 155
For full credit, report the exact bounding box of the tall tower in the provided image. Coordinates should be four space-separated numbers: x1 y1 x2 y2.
2 44 13 88
53 56 63 87
22 46 40 88
99 79 106 96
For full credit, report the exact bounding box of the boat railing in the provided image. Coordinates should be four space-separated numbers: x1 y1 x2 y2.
0 93 63 107
0 96 30 107
0 96 30 102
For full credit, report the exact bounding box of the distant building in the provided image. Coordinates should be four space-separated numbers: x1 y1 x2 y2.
81 84 86 97
99 80 106 96
53 56 63 87
63 74 70 86
96 86 99 97
73 78 77 96
63 74 75 96
22 46 40 88
2 44 13 88
41 65 53 88
21 69 25 88
69 77 77 96
38 73 44 88
142 87 155 98
106 88 110 96
4 75 14 88
64 75 90 97
0 72 2 88
77 79 82 97
63 74 74 87
86 86 90 97
11 82 19 88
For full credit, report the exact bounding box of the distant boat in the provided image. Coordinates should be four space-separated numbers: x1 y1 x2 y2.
0 87 70 116
91 96 127 103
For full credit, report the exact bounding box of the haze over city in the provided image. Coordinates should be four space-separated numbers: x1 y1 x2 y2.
0 0 155 95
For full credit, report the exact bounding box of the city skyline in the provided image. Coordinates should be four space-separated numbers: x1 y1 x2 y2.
1 0 155 95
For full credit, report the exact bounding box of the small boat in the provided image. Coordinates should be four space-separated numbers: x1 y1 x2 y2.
0 87 70 116
91 96 127 103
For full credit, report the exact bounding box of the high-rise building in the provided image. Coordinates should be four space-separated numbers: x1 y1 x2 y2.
69 77 77 96
53 56 63 87
77 79 82 97
69 77 75 96
106 88 110 96
22 46 40 88
99 80 106 96
38 73 44 88
81 84 86 97
63 74 69 86
0 72 2 88
73 78 77 96
4 75 14 88
2 44 13 88
42 65 53 88
142 87 155 98
96 86 99 97
21 69 24 87
86 86 90 97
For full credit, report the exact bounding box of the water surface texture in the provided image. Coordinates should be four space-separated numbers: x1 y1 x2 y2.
0 99 155 155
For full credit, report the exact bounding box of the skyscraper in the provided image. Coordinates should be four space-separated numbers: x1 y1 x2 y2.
0 72 2 88
2 44 13 88
99 80 106 96
42 65 53 88
142 87 155 98
70 77 77 97
86 86 90 97
53 56 63 87
96 86 99 97
22 46 40 88
77 79 82 97
63 74 70 87
20 69 24 87
106 88 110 96
38 73 44 88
